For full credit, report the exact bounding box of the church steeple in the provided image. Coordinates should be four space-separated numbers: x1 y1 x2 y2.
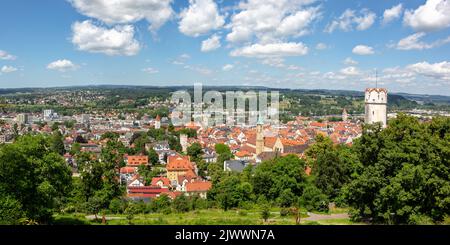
342 108 348 122
256 117 264 155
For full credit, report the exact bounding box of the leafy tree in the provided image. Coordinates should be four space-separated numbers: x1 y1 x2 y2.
278 189 296 207
0 135 72 224
252 155 307 200
300 185 329 212
130 133 149 154
314 144 353 200
137 164 163 185
215 143 232 164
51 122 60 132
86 194 103 221
260 204 271 223
209 174 254 211
75 139 126 221
177 128 197 138
173 195 190 213
76 152 104 202
148 148 159 165
109 198 127 214
124 202 139 225
63 120 76 129
168 135 182 152
207 162 225 184
345 114 450 224
147 128 166 141
70 142 81 155
101 132 119 141
63 177 86 213
12 123 19 138
0 196 26 225
151 194 171 212
51 130 65 155
187 142 203 162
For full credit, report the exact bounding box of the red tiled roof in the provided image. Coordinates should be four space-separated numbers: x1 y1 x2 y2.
127 155 148 166
235 150 252 157
128 186 170 194
310 122 327 128
167 155 194 171
186 181 212 192
151 177 171 187
120 167 136 174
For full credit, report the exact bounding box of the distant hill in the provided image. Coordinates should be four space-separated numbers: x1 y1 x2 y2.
1 85 449 105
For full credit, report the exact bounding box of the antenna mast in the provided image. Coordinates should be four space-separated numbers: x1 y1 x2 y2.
375 69 378 88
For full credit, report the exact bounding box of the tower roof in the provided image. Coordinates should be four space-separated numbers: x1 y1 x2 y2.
257 116 264 125
155 114 161 121
365 88 387 93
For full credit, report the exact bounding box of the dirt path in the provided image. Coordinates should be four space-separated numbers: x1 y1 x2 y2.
85 215 124 220
303 212 349 221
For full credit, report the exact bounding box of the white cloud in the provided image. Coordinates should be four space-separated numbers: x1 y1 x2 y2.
201 34 221 52
226 0 320 43
71 20 140 56
180 53 190 59
382 4 403 24
395 32 450 50
261 57 285 68
315 43 327 50
325 9 376 33
184 65 213 75
407 61 450 80
172 54 190 65
222 64 234 71
69 0 173 31
230 42 308 58
179 0 225 37
343 57 358 65
47 59 78 72
396 32 431 50
0 50 16 60
276 7 320 37
1 65 18 73
340 66 360 76
352 45 374 55
142 67 159 74
323 71 346 80
382 66 416 84
355 10 376 31
404 0 450 32
287 65 301 70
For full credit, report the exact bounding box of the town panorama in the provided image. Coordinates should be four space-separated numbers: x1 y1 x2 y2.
0 0 450 234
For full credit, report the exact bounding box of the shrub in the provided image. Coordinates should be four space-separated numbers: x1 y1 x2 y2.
280 208 290 217
260 204 271 222
300 185 329 213
408 214 434 225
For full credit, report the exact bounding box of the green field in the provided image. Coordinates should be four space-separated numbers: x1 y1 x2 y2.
53 208 362 225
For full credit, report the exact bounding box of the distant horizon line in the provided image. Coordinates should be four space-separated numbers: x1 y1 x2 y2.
0 84 449 98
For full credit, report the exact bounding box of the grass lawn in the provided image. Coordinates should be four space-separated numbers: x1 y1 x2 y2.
53 208 359 225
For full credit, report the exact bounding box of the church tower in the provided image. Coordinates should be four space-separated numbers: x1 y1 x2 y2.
364 88 387 128
342 108 348 122
256 118 264 155
180 134 188 154
155 115 161 129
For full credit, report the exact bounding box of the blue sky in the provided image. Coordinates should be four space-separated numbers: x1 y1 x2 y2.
1 0 450 95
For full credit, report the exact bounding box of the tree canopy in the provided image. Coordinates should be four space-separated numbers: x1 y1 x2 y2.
0 135 72 224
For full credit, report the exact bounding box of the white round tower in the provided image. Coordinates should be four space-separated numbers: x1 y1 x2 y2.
364 88 387 128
